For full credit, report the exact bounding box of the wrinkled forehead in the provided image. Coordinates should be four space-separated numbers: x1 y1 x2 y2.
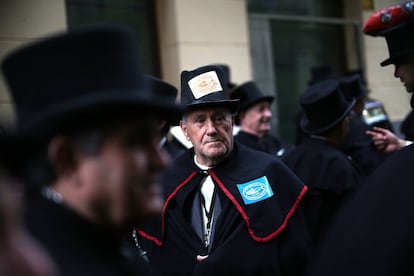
185 106 233 118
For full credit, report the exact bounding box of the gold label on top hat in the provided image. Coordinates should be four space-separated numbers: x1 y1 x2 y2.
188 71 223 99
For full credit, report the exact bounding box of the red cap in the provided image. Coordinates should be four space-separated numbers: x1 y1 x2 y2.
363 2 414 36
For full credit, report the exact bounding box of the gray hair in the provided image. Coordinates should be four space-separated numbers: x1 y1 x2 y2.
181 114 187 124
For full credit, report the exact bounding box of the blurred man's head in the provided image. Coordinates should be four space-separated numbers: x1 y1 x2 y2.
363 2 414 107
231 81 274 138
1 26 182 230
47 117 168 227
339 74 368 118
301 80 355 145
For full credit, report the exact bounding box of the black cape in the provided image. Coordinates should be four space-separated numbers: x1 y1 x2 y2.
24 188 156 276
234 130 294 158
138 143 313 275
283 137 362 244
400 110 414 140
306 144 414 276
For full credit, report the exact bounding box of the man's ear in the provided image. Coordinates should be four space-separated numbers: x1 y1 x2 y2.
47 136 78 176
180 120 190 141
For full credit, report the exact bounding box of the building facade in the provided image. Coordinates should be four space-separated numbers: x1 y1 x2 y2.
0 0 407 141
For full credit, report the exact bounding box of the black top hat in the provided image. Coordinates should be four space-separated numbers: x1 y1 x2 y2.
1 25 182 143
180 65 239 114
210 63 237 89
144 75 181 126
144 75 178 106
339 74 368 101
212 64 230 80
230 81 274 112
308 65 335 85
300 79 355 134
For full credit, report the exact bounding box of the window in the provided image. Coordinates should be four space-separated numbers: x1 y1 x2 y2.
66 0 160 75
248 0 362 142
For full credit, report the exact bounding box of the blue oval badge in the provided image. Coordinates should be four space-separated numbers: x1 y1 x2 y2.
237 176 274 205
242 182 267 201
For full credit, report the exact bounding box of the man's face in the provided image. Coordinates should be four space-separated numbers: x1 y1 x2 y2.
180 107 234 167
394 62 414 93
239 100 272 138
76 119 168 228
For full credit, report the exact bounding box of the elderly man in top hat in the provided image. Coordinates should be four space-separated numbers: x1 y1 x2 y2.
167 64 236 154
339 74 389 176
1 25 182 275
137 65 313 275
230 81 294 158
306 2 414 275
283 79 362 245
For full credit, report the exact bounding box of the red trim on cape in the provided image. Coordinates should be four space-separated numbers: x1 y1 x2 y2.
137 228 162 246
209 170 308 243
136 171 198 246
138 169 308 245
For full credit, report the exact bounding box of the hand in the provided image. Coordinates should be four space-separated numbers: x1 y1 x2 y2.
366 126 406 153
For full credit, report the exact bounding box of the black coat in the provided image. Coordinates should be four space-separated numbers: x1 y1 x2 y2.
138 143 313 275
400 110 414 140
283 138 362 244
235 130 294 158
306 144 414 276
342 116 388 176
24 188 156 276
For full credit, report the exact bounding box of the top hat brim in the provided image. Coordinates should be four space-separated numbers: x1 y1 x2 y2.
300 98 356 134
15 89 184 144
57 89 178 118
1 92 184 174
185 99 239 115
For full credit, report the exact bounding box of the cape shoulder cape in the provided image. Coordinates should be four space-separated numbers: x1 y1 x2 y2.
138 143 307 245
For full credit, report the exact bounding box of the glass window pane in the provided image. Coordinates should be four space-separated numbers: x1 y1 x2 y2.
271 21 347 141
247 0 342 17
65 0 159 75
